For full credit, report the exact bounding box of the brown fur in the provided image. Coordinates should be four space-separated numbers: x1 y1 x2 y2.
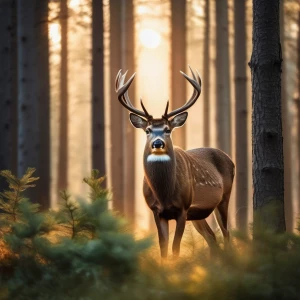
141 120 234 258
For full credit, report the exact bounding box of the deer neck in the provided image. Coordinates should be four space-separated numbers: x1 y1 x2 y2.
143 148 176 203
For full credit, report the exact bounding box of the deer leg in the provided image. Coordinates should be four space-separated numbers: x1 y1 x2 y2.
192 220 218 255
153 213 169 258
215 194 231 248
172 211 187 257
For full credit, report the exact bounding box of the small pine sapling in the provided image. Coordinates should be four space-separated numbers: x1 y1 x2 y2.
0 168 39 224
83 169 108 201
55 190 85 239
55 170 109 239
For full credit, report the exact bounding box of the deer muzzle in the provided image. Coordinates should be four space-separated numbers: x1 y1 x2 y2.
152 139 165 149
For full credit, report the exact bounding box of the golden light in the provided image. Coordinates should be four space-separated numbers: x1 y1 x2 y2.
136 5 148 15
192 2 204 17
49 23 61 44
69 0 81 9
289 22 298 39
139 28 161 49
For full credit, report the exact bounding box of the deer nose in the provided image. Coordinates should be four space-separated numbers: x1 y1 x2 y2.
152 139 165 149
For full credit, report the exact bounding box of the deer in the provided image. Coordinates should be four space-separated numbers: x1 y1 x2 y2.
115 67 235 258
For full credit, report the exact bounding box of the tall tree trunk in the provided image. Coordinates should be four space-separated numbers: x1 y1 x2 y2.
36 0 50 209
297 7 300 216
58 0 68 193
109 0 124 213
171 0 186 149
91 0 106 181
215 0 231 156
122 0 135 223
17 0 50 206
234 0 248 232
203 0 210 147
249 0 286 234
0 0 17 191
17 0 37 180
280 0 293 232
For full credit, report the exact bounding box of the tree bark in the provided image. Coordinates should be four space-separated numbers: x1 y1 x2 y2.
203 0 210 147
297 7 300 216
234 0 248 232
215 0 231 156
91 0 106 181
17 0 38 178
0 0 17 191
249 0 286 234
171 0 186 149
122 0 135 223
36 0 50 209
17 0 50 207
110 0 125 213
58 0 68 193
280 0 293 232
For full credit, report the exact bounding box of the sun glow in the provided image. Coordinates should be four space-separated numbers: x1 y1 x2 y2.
49 23 61 44
136 5 148 15
139 28 161 49
69 0 81 9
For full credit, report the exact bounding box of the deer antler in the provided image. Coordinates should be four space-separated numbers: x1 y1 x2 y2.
115 70 153 120
163 66 202 119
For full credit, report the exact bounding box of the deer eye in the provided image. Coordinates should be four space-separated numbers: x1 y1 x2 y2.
165 128 171 134
145 129 151 135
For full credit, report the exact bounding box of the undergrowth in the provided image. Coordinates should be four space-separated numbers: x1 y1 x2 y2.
0 168 300 299
0 169 150 299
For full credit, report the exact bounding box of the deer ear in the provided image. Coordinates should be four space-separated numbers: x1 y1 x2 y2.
129 113 148 129
170 112 188 128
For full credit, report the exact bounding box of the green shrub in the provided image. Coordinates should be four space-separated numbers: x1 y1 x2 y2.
1 169 300 300
0 169 150 299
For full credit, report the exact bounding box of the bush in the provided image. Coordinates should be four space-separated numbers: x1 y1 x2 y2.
0 169 150 299
1 169 300 299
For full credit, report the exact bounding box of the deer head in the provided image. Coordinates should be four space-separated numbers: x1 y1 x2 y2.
115 67 202 160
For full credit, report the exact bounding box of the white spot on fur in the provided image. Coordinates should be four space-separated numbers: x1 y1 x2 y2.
147 154 171 162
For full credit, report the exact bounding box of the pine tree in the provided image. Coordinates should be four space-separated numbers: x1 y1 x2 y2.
0 168 39 224
249 0 286 233
171 0 187 149
92 0 106 181
203 0 210 147
234 0 249 233
215 0 231 155
17 0 50 207
0 0 17 192
58 0 69 192
109 0 124 214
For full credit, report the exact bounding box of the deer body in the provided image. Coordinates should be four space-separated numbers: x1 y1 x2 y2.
144 147 234 220
115 68 235 258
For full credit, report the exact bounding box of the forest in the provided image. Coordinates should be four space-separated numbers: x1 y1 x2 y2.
0 0 300 299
